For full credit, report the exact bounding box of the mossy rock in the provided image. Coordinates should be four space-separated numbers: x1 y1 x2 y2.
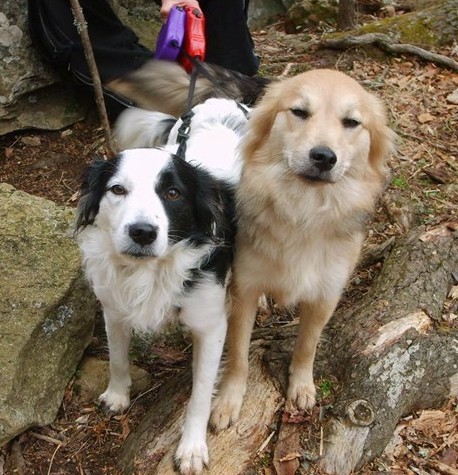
325 0 457 47
286 0 339 33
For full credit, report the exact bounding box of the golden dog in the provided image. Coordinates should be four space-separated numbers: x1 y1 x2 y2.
210 69 394 428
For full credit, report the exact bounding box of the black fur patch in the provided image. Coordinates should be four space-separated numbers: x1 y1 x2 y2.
75 154 122 232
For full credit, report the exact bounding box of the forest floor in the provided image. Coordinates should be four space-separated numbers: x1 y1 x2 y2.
1 11 457 475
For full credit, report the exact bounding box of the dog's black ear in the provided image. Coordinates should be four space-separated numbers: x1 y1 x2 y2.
75 155 121 233
195 169 235 244
195 176 236 243
173 156 235 243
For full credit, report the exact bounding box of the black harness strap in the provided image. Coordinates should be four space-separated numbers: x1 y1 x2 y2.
175 109 194 159
175 52 250 160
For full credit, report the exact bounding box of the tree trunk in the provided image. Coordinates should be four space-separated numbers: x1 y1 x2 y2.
119 224 458 474
337 0 356 30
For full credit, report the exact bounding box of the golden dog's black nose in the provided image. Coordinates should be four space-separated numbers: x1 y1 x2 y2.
129 223 158 246
310 146 337 171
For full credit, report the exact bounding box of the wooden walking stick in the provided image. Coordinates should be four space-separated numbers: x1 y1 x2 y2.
69 0 118 158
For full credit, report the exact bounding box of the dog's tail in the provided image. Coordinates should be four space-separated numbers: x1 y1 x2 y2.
114 107 177 150
107 60 272 118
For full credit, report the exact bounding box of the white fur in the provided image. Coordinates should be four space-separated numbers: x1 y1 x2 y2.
116 98 248 185
115 108 176 149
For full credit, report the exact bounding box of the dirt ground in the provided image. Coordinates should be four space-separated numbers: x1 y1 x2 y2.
1 12 457 475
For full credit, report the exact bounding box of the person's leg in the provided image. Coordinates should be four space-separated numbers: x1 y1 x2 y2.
199 0 260 76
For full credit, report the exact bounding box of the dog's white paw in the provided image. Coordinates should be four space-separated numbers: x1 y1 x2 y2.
98 388 130 413
175 437 209 475
210 384 245 431
287 380 316 410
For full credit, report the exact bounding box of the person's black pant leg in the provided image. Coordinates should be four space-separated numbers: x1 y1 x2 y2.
199 0 260 76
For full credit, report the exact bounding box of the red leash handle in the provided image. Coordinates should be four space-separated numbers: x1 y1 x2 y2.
178 6 206 73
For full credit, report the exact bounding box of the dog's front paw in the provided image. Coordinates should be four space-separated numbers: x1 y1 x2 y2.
287 380 316 411
210 383 245 431
98 387 130 413
175 437 209 475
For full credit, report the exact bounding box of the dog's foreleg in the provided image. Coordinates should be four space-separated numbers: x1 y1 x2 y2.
176 291 227 474
99 310 132 413
210 282 260 431
287 298 339 410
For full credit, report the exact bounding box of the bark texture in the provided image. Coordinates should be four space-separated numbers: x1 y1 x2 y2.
318 224 458 474
119 348 282 474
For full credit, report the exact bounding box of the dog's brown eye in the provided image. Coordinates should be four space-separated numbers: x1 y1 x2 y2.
290 108 310 120
165 188 181 201
110 184 126 195
343 118 360 128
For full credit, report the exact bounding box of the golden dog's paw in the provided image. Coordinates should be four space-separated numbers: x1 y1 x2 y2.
210 386 244 431
287 381 316 411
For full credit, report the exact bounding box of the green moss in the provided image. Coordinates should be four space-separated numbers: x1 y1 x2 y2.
316 376 337 403
392 176 409 189
324 0 457 47
359 14 436 45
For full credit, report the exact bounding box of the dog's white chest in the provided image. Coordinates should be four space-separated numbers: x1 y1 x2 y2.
80 231 211 332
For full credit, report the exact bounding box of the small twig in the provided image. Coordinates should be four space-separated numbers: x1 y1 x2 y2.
69 0 118 158
10 441 26 475
77 456 85 475
256 430 276 454
426 460 458 475
397 130 458 154
29 431 63 446
127 383 161 414
280 63 295 77
47 442 63 475
278 452 302 463
319 425 324 457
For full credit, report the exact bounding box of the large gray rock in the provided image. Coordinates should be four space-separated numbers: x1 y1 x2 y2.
0 183 96 446
0 2 90 135
249 0 287 30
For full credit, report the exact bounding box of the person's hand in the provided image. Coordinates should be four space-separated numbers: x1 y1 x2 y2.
160 0 200 20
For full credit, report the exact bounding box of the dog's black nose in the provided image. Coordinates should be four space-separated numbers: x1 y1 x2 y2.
310 147 337 171
128 223 158 246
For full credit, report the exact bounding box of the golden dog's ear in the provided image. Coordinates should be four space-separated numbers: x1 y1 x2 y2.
366 94 396 181
242 81 284 161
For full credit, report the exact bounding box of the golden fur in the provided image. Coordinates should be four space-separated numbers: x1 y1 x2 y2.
210 69 394 429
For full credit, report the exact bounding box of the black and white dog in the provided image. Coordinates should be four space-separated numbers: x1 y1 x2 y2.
76 99 249 474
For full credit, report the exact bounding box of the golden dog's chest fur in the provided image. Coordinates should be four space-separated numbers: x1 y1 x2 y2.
235 161 371 305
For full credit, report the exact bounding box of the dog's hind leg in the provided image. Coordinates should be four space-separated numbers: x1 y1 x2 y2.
210 282 260 431
176 286 228 474
99 311 132 413
287 298 339 410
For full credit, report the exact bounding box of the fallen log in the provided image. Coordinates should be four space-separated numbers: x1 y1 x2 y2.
318 223 458 474
119 347 282 474
119 224 458 474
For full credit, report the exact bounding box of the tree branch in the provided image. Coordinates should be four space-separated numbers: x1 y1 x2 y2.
319 33 458 72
